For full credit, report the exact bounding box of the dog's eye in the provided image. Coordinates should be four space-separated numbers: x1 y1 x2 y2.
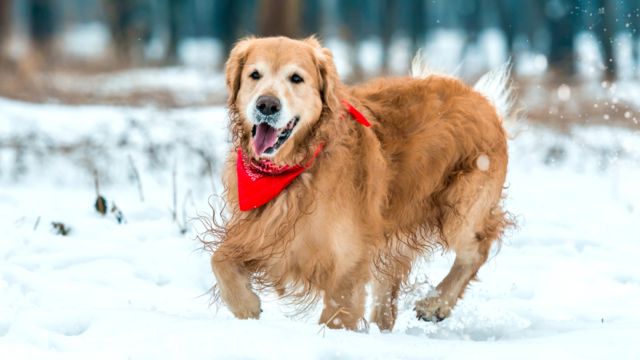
290 74 304 84
249 71 261 80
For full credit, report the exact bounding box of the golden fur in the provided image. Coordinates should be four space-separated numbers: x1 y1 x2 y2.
205 36 512 331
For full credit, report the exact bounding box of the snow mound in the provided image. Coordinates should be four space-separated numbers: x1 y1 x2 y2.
1 98 639 358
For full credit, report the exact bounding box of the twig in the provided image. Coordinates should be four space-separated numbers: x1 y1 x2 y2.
206 158 215 196
317 307 349 338
127 154 144 202
172 161 177 222
171 161 189 234
110 202 126 224
93 170 107 215
176 188 193 234
33 216 41 231
51 222 71 236
94 169 100 197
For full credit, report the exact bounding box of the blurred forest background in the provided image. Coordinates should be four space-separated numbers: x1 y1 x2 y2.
1 0 640 127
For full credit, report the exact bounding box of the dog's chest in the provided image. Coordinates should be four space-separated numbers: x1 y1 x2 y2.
280 208 364 285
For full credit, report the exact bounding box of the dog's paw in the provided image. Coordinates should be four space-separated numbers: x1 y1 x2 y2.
229 291 262 320
370 305 397 332
414 297 453 322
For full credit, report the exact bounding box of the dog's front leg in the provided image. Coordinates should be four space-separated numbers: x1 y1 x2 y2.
319 262 369 330
319 283 365 330
211 251 261 319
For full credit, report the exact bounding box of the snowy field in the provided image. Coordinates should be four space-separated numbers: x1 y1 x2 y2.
1 96 640 359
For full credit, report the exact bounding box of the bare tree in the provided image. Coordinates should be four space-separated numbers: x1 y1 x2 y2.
29 0 55 66
300 0 320 36
257 0 300 38
586 0 618 80
547 0 577 75
103 0 151 65
166 0 185 64
0 0 10 59
212 0 243 62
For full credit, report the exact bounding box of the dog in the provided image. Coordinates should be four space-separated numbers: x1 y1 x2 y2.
208 36 512 331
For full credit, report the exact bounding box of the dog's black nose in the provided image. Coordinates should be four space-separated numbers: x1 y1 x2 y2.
256 95 281 116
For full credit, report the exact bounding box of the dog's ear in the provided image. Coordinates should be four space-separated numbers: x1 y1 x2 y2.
225 37 253 107
305 36 341 115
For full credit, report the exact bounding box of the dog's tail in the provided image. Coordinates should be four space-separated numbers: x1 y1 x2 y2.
411 50 515 123
410 49 458 79
473 62 515 123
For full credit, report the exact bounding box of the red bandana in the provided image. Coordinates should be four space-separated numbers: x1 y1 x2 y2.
236 100 370 211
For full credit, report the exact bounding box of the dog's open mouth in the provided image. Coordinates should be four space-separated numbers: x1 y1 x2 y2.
251 116 299 156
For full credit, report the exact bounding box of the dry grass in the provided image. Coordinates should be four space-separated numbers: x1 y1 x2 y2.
0 55 224 107
516 72 640 132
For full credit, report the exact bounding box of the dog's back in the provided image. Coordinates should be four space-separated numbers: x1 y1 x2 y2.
350 74 508 235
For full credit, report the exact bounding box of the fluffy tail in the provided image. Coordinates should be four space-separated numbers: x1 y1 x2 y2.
410 49 458 79
411 50 515 122
473 62 515 122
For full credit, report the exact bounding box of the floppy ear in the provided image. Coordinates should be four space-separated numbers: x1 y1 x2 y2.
305 36 341 116
225 38 253 108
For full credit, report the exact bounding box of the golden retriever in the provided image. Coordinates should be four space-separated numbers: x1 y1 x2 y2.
207 36 512 331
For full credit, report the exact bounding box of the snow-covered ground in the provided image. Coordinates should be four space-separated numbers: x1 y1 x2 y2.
1 97 639 359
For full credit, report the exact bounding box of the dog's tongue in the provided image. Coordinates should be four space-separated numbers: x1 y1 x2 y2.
252 123 279 156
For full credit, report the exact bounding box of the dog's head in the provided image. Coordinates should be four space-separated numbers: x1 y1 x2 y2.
225 36 340 160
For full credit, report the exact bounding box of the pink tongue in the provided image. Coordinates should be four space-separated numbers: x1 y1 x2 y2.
252 123 279 156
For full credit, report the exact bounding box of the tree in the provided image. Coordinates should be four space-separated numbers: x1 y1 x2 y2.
0 0 9 56
591 0 618 80
546 0 577 75
103 0 152 64
166 0 186 64
300 0 320 37
29 0 55 61
257 0 300 38
213 0 247 59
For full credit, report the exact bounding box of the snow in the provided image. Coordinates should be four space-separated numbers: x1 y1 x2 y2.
48 68 226 105
59 23 111 60
178 38 225 69
357 38 385 75
1 97 640 359
575 32 602 79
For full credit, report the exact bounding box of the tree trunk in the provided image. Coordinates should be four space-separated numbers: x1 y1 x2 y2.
601 0 617 80
301 0 320 37
103 0 151 65
380 0 395 73
547 0 576 76
214 0 241 60
0 0 10 54
29 0 55 58
166 0 184 64
257 0 300 38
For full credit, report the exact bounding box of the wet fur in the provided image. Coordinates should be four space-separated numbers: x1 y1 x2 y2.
205 36 512 330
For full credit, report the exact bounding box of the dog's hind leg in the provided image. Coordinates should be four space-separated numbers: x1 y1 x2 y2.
414 243 490 322
415 172 508 322
370 273 403 331
211 251 261 319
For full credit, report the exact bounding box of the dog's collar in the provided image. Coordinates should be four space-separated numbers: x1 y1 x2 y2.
236 100 370 211
341 99 371 127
